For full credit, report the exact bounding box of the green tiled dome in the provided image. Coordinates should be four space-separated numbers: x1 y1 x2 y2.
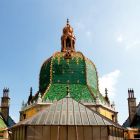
39 51 105 103
38 21 106 103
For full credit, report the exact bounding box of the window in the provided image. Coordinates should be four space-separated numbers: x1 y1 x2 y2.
112 115 115 121
23 114 26 119
134 134 140 138
66 38 71 48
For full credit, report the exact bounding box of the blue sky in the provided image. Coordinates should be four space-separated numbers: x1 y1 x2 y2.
0 0 140 124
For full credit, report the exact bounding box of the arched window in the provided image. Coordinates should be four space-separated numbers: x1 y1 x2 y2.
66 37 71 48
23 114 26 119
72 40 75 49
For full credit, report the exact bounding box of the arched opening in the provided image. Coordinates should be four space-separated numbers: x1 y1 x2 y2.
72 40 75 49
23 114 26 119
66 37 71 48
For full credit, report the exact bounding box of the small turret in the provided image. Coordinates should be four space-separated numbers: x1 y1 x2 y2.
61 19 76 53
128 88 136 124
1 88 10 122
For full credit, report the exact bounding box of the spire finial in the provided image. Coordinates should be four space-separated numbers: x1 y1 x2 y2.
67 18 69 25
105 88 108 95
105 88 110 104
30 87 32 94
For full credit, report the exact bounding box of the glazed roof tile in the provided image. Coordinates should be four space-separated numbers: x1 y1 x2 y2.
0 115 7 130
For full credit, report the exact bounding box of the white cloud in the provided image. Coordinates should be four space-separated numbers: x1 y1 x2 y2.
116 33 140 50
117 34 123 43
126 40 140 50
99 70 120 99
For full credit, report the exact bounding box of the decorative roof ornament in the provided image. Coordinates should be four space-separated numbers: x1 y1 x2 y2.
21 100 25 110
104 88 110 104
46 98 50 103
95 95 100 105
37 92 42 103
30 87 33 94
66 85 70 98
61 19 76 53
67 18 69 25
27 87 33 105
111 101 115 110
64 50 72 59
3 87 9 97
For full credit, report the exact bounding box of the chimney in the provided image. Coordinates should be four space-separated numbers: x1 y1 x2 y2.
128 89 136 124
1 88 10 122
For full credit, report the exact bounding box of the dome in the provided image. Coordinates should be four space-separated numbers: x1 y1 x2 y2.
38 20 105 103
63 24 73 35
63 19 74 35
39 57 52 93
39 51 105 103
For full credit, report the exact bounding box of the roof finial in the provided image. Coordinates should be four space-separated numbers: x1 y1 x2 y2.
30 87 32 94
105 88 108 95
67 18 69 25
105 88 110 104
37 92 42 103
66 85 70 98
